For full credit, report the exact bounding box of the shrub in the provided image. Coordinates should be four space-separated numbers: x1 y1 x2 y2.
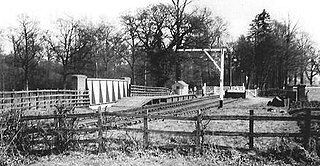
260 138 320 165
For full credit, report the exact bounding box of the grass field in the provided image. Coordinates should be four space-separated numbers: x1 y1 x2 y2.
14 97 320 165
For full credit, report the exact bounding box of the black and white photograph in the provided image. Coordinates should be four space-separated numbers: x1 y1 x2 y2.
1 0 320 165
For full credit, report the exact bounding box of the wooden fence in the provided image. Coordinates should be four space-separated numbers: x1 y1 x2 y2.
130 85 171 96
18 107 320 152
0 89 90 113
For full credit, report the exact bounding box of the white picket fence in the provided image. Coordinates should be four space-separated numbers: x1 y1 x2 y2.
206 86 246 95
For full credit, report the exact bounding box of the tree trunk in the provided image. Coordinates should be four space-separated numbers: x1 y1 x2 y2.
229 56 232 86
300 68 304 84
307 70 314 85
144 57 147 86
104 63 108 77
175 61 181 81
24 67 29 90
131 66 135 85
62 67 68 89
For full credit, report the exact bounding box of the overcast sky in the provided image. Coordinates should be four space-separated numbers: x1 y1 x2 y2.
1 0 320 50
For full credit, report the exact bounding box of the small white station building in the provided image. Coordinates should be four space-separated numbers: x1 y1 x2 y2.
172 81 189 95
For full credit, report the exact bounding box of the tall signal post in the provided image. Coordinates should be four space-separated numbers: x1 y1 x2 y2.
177 48 226 108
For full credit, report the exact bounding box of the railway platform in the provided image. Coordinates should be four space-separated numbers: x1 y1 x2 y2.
108 94 197 112
87 94 197 112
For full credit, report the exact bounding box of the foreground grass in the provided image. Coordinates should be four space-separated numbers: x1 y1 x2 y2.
3 141 320 166
24 142 319 166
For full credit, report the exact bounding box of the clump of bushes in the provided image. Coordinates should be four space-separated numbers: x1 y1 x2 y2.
0 109 31 166
0 106 76 165
260 138 320 165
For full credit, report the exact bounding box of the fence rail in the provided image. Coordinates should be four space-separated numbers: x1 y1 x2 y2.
17 107 320 152
0 89 90 113
130 85 171 96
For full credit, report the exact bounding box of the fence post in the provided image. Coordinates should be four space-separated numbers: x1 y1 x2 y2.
195 109 202 152
304 108 311 150
35 89 39 110
249 110 254 149
97 106 104 153
54 110 59 128
27 91 31 110
10 91 14 111
53 109 60 150
143 109 149 149
129 84 132 97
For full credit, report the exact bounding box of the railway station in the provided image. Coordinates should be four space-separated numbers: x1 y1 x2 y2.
0 45 313 157
1 0 320 165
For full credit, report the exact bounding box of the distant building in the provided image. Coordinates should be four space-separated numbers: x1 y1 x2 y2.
172 81 189 95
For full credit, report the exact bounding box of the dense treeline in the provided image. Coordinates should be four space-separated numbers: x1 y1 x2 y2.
233 10 319 89
0 1 318 91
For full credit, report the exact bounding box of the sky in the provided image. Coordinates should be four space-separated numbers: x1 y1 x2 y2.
1 0 320 51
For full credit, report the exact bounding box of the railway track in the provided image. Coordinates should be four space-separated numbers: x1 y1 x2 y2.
14 96 236 153
77 95 238 128
16 95 239 153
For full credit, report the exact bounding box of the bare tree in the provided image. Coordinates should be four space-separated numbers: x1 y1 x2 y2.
45 18 79 88
167 0 226 80
304 47 319 86
169 0 194 80
305 57 319 85
120 1 226 86
279 18 299 87
121 14 141 84
297 32 314 84
10 15 44 90
45 17 96 88
93 21 114 77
